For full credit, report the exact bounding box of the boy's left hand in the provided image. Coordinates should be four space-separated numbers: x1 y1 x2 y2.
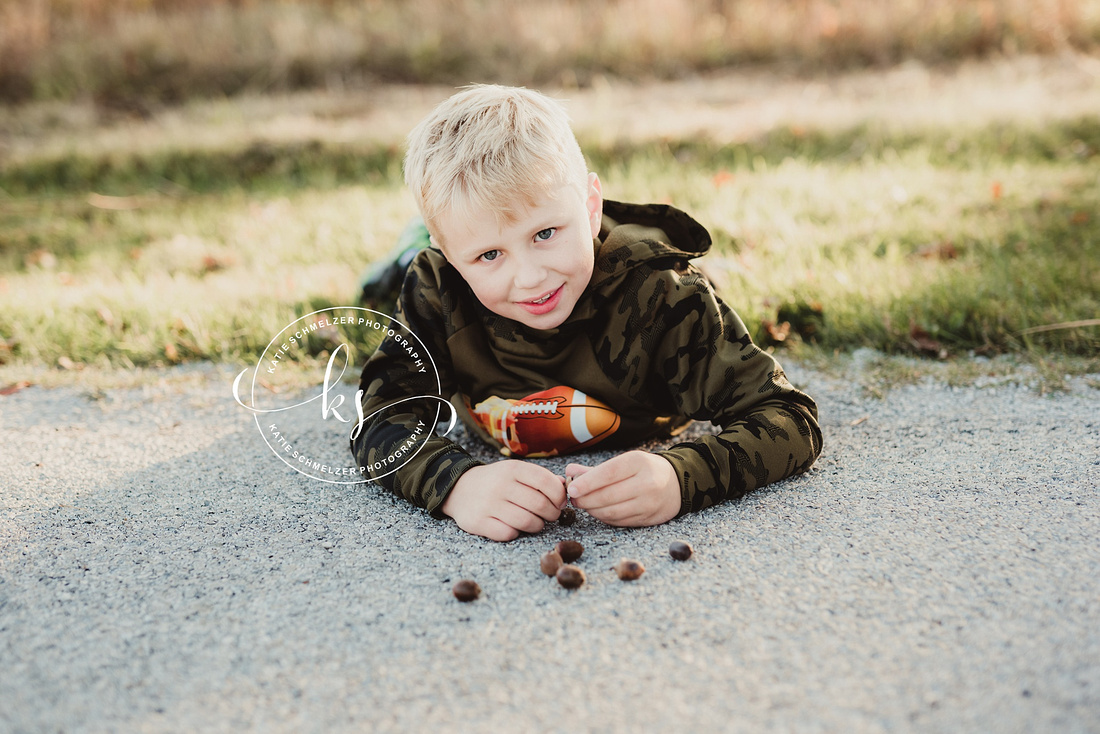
565 451 681 527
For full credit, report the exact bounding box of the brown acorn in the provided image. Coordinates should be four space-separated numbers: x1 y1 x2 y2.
539 549 563 576
557 506 577 527
669 540 694 561
452 579 481 602
613 558 645 581
555 539 584 564
556 564 586 589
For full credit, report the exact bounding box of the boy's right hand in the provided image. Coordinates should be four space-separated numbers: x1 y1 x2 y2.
441 461 567 542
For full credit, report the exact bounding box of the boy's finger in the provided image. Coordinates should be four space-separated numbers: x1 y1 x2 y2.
531 477 568 511
567 454 637 498
512 477 566 520
570 474 635 511
477 517 521 542
510 462 567 504
565 463 592 480
584 501 646 527
494 501 546 535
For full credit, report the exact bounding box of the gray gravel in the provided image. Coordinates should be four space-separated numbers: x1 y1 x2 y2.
1 355 1098 733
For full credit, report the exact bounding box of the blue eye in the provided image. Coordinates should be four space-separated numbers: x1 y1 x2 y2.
535 228 555 241
480 250 499 262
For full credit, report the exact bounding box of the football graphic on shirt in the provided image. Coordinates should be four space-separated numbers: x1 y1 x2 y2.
471 386 621 458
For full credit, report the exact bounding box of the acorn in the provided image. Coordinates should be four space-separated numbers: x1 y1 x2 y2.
556 564 586 589
555 539 584 564
452 579 481 602
669 540 694 561
613 558 645 581
557 506 577 527
539 549 564 576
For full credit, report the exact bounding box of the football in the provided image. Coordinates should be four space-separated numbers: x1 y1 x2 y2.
507 386 621 457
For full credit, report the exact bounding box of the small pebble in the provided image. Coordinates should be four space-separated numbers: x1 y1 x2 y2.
556 564 586 590
556 540 584 563
613 558 645 581
669 540 694 561
452 579 481 602
540 549 563 576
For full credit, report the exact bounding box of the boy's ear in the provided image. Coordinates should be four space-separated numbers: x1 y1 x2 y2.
586 172 603 239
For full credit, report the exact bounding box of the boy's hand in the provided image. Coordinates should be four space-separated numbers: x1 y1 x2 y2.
442 461 567 542
565 451 681 527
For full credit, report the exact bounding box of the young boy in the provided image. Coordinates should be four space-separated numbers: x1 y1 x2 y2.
352 85 822 542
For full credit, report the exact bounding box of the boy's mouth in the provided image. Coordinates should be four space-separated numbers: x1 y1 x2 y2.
518 285 564 315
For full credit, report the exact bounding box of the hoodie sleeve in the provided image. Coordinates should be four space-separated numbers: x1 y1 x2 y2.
629 263 823 514
350 254 483 517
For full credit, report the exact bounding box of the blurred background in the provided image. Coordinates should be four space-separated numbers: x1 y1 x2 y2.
2 0 1097 105
1 1 1098 382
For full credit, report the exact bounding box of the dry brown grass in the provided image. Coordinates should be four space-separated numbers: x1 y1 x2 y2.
2 0 1098 104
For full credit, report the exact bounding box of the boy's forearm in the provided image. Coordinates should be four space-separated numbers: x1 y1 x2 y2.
352 422 483 517
352 258 480 516
657 400 822 516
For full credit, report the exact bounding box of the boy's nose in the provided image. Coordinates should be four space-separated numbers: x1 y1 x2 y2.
512 258 548 289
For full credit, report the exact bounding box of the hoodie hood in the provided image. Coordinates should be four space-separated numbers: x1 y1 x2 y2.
555 199 712 327
597 199 713 268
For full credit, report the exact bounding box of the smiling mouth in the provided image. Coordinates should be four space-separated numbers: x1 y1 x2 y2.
524 287 560 305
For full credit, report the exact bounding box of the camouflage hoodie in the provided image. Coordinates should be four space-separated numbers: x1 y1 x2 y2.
352 200 823 518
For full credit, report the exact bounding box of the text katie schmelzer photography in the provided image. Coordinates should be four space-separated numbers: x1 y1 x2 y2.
232 307 455 484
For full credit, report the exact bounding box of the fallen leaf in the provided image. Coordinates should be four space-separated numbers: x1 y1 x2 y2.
909 324 948 359
777 301 825 342
258 378 285 394
201 255 229 274
914 241 958 260
1071 211 1090 225
0 381 32 396
762 320 791 344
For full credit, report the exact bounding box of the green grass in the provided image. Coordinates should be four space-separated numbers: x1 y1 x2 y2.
1 113 1098 380
603 129 1100 358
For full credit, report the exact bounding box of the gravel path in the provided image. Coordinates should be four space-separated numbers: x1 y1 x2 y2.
1 357 1098 733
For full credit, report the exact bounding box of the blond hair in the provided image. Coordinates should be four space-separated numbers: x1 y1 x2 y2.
403 84 589 238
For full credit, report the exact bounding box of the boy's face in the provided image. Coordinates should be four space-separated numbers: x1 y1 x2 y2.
433 173 603 330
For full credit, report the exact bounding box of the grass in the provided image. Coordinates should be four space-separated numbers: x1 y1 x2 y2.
1 48 1099 390
594 127 1100 362
2 0 1099 104
2 108 1098 385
